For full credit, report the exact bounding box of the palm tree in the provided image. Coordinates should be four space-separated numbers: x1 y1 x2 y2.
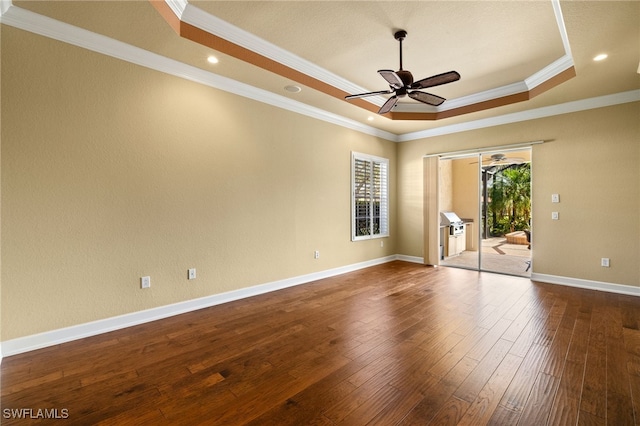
485 164 531 236
487 172 507 235
502 165 531 231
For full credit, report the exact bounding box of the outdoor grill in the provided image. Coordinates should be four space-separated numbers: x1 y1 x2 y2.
440 211 465 236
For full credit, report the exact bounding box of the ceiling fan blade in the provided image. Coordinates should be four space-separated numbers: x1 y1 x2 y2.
378 95 398 114
378 70 404 89
507 157 526 164
411 71 460 89
408 90 446 106
345 89 394 100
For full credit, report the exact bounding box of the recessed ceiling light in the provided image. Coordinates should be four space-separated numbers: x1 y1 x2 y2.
367 116 374 122
207 55 219 64
593 53 608 61
284 85 301 93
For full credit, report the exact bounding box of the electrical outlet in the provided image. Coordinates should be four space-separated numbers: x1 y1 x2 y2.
141 276 151 289
551 194 560 203
314 250 320 259
551 211 559 220
601 258 610 267
188 268 196 280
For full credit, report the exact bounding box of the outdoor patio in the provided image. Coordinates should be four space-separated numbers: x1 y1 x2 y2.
441 236 532 277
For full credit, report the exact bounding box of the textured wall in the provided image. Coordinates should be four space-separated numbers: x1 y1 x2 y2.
397 103 640 287
1 27 397 340
2 22 638 344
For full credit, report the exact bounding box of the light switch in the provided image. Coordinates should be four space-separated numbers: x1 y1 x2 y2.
552 212 559 220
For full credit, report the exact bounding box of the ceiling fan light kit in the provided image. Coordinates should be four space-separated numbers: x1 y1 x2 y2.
345 30 461 115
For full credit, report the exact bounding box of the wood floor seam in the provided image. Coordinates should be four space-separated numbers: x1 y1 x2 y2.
2 261 638 425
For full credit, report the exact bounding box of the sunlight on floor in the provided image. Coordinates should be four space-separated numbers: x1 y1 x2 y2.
441 237 532 277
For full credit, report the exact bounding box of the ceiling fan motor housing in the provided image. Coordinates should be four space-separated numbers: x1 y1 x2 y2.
344 28 460 114
396 70 414 87
394 30 408 41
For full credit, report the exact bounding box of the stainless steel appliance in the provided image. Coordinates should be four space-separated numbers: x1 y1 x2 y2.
440 211 464 236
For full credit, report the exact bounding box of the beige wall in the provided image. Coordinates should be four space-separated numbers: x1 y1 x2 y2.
452 157 479 251
1 28 397 340
438 157 479 251
398 102 640 287
2 24 638 344
439 160 453 212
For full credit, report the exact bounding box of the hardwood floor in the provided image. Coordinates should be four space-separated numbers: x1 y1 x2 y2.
2 261 639 425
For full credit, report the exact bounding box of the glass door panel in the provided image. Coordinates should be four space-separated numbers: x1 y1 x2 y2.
480 149 532 277
439 155 480 271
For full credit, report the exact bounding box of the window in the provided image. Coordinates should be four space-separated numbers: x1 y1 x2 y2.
352 152 389 241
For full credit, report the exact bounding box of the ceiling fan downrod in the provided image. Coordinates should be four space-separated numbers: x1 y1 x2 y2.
395 30 407 70
394 30 413 88
344 28 460 114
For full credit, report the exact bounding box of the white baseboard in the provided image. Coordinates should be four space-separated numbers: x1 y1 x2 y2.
395 254 424 264
0 255 399 357
5 259 635 358
531 273 640 297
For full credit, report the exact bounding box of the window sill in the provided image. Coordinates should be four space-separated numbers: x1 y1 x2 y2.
352 234 389 242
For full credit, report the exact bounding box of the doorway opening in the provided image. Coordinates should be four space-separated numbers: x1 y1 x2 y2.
435 148 532 277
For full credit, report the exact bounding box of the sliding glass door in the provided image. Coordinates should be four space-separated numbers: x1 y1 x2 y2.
479 150 532 277
439 154 480 271
429 148 532 277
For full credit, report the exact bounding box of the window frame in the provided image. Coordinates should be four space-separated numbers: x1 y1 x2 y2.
351 152 389 241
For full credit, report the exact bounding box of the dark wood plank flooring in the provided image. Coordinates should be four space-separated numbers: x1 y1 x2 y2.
2 261 639 425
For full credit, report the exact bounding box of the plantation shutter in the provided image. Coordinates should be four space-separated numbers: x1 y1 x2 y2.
352 153 389 241
353 157 371 238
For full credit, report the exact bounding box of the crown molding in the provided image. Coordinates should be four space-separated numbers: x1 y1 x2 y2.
171 0 577 117
551 0 572 57
0 0 11 16
1 3 636 143
394 0 574 115
179 2 373 103
398 90 640 142
525 55 575 91
395 81 531 113
393 54 574 115
0 3 397 142
165 0 188 19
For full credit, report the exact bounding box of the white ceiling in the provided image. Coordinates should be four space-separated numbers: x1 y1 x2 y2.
5 0 640 139
195 1 566 98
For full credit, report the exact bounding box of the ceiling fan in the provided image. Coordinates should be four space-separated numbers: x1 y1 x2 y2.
474 153 527 168
345 30 460 114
